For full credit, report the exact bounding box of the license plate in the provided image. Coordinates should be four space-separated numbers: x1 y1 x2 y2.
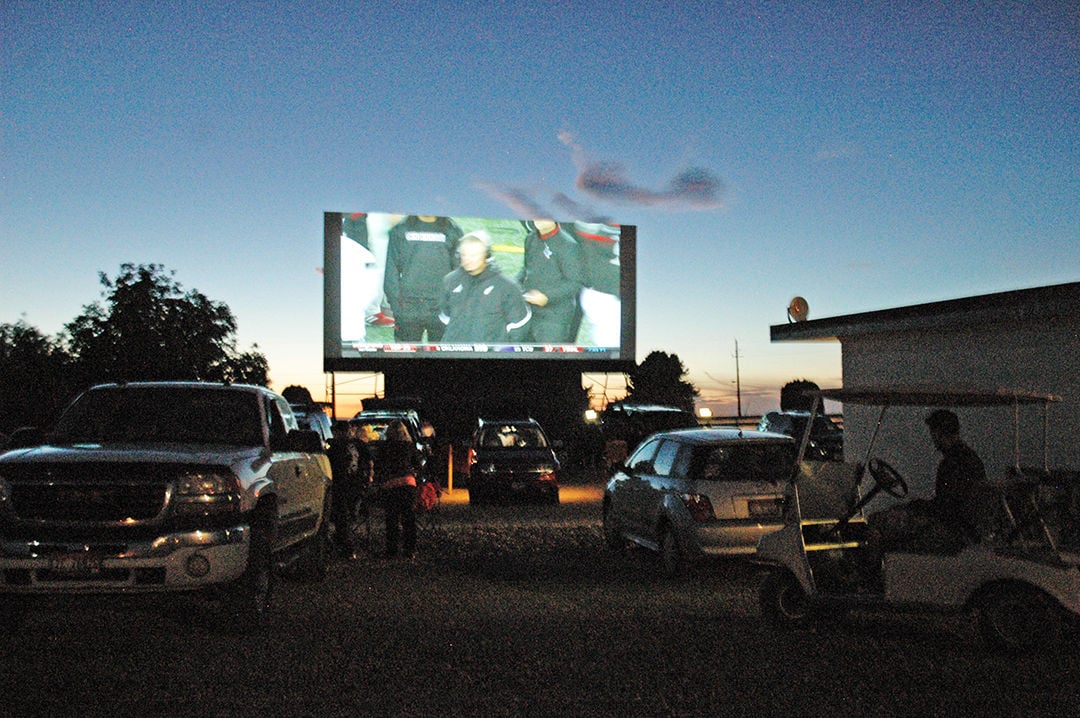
48 554 103 575
748 497 785 518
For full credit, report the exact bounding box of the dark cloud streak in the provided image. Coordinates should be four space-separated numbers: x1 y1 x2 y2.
478 132 726 220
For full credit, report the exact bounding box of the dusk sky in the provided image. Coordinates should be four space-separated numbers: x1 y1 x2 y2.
3 1 1077 417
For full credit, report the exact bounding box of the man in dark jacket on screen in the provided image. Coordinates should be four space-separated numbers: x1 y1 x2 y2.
517 220 583 343
439 231 531 344
383 215 463 342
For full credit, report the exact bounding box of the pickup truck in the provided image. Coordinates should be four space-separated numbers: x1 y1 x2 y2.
0 382 333 631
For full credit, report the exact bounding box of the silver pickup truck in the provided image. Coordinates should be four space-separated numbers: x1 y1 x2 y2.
0 381 333 631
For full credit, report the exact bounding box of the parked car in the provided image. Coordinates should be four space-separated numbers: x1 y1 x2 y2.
467 418 561 505
291 403 333 447
282 385 332 447
350 407 431 478
598 402 700 466
757 410 843 461
603 427 796 576
0 382 333 632
352 408 423 444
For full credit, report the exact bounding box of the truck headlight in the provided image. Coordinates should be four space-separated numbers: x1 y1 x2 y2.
172 471 242 518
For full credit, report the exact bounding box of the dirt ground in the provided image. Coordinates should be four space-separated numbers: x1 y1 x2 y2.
4 484 1080 717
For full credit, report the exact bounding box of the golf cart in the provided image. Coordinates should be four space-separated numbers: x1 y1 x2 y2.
755 386 1080 651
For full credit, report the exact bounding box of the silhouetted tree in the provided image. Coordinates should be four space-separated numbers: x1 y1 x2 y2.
624 350 699 413
0 319 76 433
780 379 820 411
63 263 269 387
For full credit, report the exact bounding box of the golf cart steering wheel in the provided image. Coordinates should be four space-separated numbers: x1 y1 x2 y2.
868 458 909 499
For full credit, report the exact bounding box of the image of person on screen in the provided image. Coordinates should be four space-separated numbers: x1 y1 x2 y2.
383 215 463 342
345 212 394 328
439 231 531 344
570 221 621 347
339 213 382 343
516 220 584 344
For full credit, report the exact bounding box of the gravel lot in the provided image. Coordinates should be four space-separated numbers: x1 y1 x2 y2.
4 482 1080 717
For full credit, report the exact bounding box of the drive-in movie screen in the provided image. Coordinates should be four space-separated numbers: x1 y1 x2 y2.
324 211 636 371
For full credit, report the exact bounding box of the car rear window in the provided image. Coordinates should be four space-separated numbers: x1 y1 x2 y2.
693 442 794 483
479 424 547 448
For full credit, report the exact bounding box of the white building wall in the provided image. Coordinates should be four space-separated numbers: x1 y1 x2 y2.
839 321 1079 507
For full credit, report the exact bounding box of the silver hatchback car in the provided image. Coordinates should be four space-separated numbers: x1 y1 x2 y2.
603 428 796 576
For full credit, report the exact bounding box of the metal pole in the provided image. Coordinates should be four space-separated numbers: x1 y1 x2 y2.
734 339 742 423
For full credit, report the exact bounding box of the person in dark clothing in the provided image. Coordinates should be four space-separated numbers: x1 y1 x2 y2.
517 220 584 343
373 420 422 558
383 215 463 342
438 231 531 344
924 409 988 536
327 420 372 559
868 409 988 553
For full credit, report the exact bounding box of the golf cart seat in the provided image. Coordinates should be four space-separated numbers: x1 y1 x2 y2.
963 482 1017 545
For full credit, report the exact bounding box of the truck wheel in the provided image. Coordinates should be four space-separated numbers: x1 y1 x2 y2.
760 570 812 629
221 515 275 634
293 493 332 582
977 585 1063 652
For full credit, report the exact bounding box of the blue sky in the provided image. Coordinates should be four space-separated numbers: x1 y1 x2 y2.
2 1 1077 416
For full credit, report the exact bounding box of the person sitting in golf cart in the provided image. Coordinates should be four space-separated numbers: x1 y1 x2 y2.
868 409 989 553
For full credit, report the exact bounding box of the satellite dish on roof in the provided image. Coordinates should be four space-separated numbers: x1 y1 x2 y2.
788 296 809 322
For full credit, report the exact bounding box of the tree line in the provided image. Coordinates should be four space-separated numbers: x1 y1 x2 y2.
1 262 709 440
0 264 268 436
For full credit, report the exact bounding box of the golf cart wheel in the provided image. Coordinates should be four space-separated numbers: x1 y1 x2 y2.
977 584 1063 653
760 570 812 629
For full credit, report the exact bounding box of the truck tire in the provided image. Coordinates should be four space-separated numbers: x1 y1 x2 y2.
220 511 275 634
292 492 332 582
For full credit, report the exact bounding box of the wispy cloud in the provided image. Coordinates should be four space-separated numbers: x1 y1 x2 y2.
562 131 725 209
476 132 726 221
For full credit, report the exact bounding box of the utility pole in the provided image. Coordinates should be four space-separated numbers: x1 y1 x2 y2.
733 339 742 423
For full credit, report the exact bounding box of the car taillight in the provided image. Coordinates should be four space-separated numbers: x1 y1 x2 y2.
466 448 476 469
681 493 714 522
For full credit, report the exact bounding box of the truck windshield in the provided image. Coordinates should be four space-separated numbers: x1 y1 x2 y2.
51 387 263 447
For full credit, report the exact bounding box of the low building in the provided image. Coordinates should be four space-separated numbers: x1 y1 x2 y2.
770 282 1080 500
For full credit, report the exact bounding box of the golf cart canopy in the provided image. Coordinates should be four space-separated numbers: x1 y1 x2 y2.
812 387 1061 407
799 386 1061 472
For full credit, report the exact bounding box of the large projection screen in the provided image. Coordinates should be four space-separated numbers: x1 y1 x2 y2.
324 212 635 372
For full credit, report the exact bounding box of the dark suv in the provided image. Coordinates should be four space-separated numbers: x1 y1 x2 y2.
757 411 843 461
467 418 560 505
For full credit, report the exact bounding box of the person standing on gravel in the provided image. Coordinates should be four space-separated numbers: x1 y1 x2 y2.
374 420 423 558
328 420 372 559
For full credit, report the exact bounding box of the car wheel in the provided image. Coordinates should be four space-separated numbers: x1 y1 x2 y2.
977 585 1064 653
292 492 332 582
468 488 484 505
220 510 275 634
549 488 560 505
659 526 685 578
760 570 812 629
602 503 625 552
